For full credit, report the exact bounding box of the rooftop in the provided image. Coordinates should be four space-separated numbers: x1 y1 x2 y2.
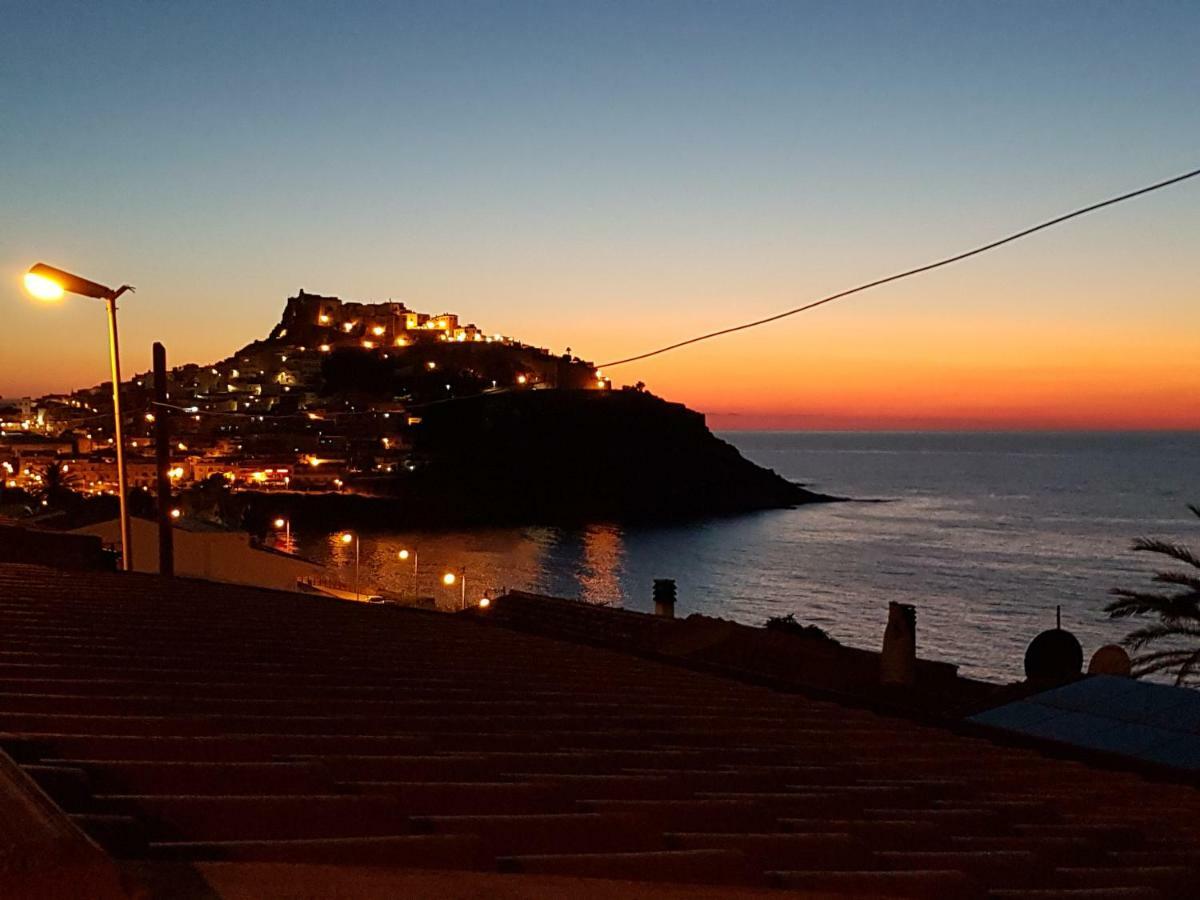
0 563 1198 898
971 676 1200 771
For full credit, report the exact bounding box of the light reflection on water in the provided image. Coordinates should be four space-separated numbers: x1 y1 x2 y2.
296 431 1200 683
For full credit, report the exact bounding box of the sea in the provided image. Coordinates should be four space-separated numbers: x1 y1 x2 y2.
297 431 1200 683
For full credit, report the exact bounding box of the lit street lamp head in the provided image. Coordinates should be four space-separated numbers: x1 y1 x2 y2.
442 572 456 586
273 518 287 529
23 271 64 301
340 532 354 544
398 549 410 560
24 263 133 302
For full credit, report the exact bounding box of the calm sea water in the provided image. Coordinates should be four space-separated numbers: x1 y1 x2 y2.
298 432 1200 682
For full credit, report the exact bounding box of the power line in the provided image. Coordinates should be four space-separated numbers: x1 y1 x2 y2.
600 166 1200 369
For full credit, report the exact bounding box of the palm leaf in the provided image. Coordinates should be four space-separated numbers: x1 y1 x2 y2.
1174 651 1200 686
1105 588 1198 619
1121 623 1200 649
1129 649 1195 677
1131 538 1200 570
1152 571 1200 592
1108 505 1200 685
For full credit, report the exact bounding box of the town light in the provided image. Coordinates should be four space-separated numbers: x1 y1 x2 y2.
479 597 491 608
340 532 354 544
169 508 181 519
24 262 134 570
442 572 456 586
274 518 286 529
516 374 527 385
372 325 385 336
398 549 409 560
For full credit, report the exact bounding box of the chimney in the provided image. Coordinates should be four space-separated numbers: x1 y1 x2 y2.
880 602 917 687
653 579 677 619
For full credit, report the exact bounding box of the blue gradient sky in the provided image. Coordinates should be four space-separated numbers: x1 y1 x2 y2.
2 1 1197 427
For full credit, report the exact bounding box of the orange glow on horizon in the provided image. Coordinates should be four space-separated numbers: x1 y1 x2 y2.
609 311 1200 431
5 268 1197 431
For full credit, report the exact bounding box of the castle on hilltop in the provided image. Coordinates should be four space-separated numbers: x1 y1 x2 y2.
270 290 509 351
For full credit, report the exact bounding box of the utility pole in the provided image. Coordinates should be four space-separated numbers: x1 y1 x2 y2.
153 342 175 576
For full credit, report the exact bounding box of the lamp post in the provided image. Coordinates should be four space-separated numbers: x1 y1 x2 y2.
24 263 135 571
340 531 359 600
274 517 291 549
399 548 417 596
443 569 466 610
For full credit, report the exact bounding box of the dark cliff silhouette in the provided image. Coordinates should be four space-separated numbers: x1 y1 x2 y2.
237 390 832 530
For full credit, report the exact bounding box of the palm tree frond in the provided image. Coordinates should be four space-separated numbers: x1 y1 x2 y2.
1172 650 1200 686
1109 505 1200 685
1104 588 1199 619
1122 623 1200 650
1151 571 1200 593
1130 650 1195 678
1131 538 1200 570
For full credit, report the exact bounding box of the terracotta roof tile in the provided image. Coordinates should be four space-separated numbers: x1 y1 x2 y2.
0 563 1197 898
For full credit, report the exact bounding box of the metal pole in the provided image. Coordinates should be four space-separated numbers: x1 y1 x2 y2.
355 537 360 601
152 342 174 576
460 570 466 610
106 297 132 571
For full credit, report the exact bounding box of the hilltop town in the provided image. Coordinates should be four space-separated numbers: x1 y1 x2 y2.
2 290 608 496
2 291 818 524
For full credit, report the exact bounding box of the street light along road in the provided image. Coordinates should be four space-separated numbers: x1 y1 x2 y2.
443 569 467 609
399 548 418 597
24 263 135 571
340 532 357 602
273 517 291 549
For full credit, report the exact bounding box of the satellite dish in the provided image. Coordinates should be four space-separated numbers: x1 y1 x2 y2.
1024 607 1082 682
1088 644 1132 676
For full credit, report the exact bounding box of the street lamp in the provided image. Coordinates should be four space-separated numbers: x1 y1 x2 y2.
399 548 418 596
24 263 135 570
274 517 291 548
340 531 360 600
443 569 466 609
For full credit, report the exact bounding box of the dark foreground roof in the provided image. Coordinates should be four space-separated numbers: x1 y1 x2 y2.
1 563 1199 898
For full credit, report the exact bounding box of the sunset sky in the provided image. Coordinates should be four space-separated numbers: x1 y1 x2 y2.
2 1 1197 429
